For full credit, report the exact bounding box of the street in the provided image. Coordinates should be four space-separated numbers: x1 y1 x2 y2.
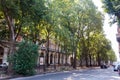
11 67 120 80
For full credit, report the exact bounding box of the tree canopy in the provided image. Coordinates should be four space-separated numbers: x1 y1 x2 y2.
102 0 120 25
0 0 117 71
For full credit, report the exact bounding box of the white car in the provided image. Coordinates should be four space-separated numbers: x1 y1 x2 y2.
0 63 8 68
113 62 120 71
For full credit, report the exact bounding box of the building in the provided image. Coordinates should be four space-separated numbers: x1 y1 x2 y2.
0 41 9 65
0 39 72 67
37 40 72 66
116 27 120 58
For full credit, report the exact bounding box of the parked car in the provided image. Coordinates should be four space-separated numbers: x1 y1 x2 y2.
0 63 8 69
100 64 108 69
112 62 120 71
113 64 120 71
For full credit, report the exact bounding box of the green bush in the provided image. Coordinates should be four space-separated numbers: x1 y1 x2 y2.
11 41 39 76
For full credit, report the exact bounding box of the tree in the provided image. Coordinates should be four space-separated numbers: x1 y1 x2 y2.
73 0 104 67
0 0 47 73
107 49 117 62
11 41 38 75
102 0 120 26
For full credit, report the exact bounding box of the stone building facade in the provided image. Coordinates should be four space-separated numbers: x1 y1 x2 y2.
0 40 72 66
0 45 9 65
37 41 72 66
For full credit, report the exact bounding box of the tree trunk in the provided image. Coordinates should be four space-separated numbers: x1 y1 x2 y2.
58 53 60 64
58 43 60 64
65 54 67 66
89 54 92 66
85 55 88 67
73 51 76 69
97 53 101 66
1 0 16 74
45 35 50 67
79 54 83 67
61 54 63 65
73 41 77 69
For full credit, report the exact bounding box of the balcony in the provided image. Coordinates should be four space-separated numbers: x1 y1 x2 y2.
116 34 120 42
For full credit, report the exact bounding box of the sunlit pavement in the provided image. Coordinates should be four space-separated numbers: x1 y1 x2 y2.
10 66 120 80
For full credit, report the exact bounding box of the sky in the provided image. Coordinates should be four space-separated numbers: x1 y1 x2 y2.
92 0 119 61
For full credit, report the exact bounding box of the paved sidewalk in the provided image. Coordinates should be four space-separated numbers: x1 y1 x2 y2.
0 66 99 80
10 67 100 80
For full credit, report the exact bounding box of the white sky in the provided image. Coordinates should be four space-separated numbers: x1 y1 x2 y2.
92 0 119 61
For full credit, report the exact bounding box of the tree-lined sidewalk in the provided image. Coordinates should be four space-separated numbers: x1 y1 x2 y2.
0 0 116 77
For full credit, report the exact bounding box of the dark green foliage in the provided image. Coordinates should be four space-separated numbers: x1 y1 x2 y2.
102 0 115 15
0 0 47 41
102 0 120 25
11 41 38 75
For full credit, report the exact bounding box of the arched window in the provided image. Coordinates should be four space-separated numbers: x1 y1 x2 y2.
40 52 44 57
0 47 4 64
39 52 44 65
50 54 53 64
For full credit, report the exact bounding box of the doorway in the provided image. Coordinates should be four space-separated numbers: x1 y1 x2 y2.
0 47 4 64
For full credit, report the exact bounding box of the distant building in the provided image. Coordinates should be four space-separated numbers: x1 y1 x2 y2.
116 27 120 58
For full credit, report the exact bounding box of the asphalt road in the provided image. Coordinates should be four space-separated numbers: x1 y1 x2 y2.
10 67 120 80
